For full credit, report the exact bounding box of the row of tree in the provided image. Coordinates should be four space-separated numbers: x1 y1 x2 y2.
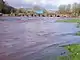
58 3 80 16
15 6 47 14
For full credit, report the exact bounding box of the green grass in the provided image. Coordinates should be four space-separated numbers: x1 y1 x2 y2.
76 31 80 36
56 19 80 23
56 19 80 60
58 44 80 60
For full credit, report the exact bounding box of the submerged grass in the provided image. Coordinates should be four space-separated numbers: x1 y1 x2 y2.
56 19 80 36
58 44 80 60
56 19 80 23
56 19 80 60
76 31 80 36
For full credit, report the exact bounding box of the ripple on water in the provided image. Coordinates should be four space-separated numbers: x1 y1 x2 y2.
0 17 80 60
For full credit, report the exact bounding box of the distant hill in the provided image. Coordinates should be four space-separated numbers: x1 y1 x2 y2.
0 0 16 14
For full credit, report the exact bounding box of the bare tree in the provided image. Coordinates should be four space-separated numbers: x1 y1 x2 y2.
58 5 66 14
65 4 71 14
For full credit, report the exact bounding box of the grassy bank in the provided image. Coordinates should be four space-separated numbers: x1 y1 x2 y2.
75 31 80 36
58 44 80 60
56 19 80 23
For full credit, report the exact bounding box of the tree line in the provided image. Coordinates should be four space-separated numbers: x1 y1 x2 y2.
58 3 80 17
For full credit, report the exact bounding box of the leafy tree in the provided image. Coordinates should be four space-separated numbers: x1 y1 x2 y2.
0 0 4 12
0 0 16 14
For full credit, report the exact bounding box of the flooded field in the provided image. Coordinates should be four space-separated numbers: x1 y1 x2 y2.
0 17 80 60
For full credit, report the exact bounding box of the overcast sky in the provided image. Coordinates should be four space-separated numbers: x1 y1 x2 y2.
5 0 80 10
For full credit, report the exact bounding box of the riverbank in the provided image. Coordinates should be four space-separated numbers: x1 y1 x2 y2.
58 44 80 60
56 19 80 23
56 18 80 60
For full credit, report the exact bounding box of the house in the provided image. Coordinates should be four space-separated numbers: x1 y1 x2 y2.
35 10 44 14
